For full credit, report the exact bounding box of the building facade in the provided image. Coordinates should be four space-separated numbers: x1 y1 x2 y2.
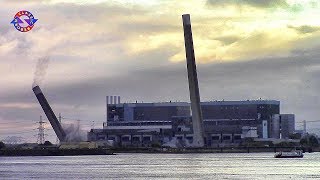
88 99 295 147
280 114 295 139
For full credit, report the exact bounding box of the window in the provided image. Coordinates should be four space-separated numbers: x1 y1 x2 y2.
234 135 241 140
223 136 231 140
108 137 115 141
212 136 220 140
143 136 151 142
122 136 130 142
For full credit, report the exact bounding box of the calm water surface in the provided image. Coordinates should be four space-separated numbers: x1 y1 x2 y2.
1 153 320 179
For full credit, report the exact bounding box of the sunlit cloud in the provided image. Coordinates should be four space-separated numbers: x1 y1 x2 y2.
2 0 320 141
0 103 37 109
4 0 320 64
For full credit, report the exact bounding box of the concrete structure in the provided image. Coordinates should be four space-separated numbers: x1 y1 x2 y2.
271 114 280 139
33 85 66 142
88 15 296 148
182 14 204 147
262 120 268 138
106 95 120 105
88 100 294 147
280 114 295 139
106 95 121 123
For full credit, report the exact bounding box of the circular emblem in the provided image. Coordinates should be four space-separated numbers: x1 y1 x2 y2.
11 10 38 32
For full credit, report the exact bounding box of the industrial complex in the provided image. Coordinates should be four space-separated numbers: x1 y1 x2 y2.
87 99 295 148
31 14 295 149
87 14 295 148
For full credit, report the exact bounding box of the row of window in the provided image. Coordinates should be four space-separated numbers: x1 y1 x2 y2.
108 121 171 126
211 135 241 141
174 135 242 141
120 136 151 142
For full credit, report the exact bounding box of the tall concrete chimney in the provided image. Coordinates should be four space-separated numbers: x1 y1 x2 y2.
118 96 121 104
32 85 66 142
106 96 109 123
114 96 117 104
182 14 204 147
110 96 113 104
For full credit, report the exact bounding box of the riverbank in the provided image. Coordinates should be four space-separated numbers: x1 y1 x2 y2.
0 148 114 156
1 146 318 156
111 146 319 154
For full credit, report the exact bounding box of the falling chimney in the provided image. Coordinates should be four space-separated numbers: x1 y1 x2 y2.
32 85 66 142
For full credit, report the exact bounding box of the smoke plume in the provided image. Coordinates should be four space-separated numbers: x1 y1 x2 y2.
32 56 50 88
62 122 87 142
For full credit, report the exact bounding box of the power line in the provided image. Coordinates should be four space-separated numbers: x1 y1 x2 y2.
36 115 47 144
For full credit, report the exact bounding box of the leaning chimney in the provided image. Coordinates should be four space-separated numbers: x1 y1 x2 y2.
32 85 66 142
182 14 204 147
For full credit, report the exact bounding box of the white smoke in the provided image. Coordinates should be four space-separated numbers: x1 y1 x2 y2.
32 56 50 88
62 123 87 142
162 137 178 148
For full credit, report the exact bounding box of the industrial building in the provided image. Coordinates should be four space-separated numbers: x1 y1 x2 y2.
88 15 295 148
88 99 295 147
87 15 296 148
30 14 297 149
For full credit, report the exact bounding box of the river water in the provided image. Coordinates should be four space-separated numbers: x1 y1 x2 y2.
1 153 320 179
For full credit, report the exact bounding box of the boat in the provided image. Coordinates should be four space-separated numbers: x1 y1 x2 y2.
274 150 303 158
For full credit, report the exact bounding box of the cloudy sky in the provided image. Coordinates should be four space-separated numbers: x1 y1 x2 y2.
1 0 320 142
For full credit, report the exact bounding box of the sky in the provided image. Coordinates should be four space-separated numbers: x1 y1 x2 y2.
1 0 320 143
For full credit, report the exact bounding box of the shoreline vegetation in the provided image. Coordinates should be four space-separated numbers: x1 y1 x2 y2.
0 136 319 156
0 146 318 156
111 146 319 154
0 148 114 156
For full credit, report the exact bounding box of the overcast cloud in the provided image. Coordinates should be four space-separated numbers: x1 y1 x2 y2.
1 0 320 142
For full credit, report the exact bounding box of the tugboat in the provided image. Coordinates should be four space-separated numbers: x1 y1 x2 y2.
274 150 303 158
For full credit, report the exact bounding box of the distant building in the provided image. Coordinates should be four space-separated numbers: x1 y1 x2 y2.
88 99 295 147
280 114 295 139
271 114 281 139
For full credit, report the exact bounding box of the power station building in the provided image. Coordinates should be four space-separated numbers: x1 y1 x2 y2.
88 99 295 147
